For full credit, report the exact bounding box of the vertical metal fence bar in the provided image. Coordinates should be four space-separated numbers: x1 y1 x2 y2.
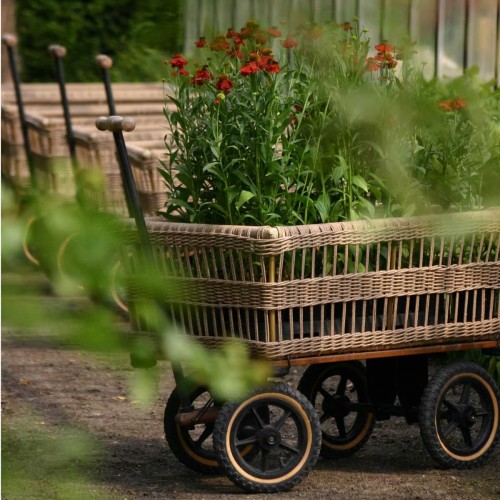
355 0 360 19
435 0 443 78
496 0 500 87
331 0 337 22
463 0 471 72
408 0 414 39
380 0 386 40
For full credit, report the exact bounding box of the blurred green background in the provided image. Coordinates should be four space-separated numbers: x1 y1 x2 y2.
15 0 184 82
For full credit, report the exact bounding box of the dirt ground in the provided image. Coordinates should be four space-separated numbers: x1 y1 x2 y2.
2 284 500 499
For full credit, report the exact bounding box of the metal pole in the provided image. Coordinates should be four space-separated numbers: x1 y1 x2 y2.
95 55 117 115
48 45 78 173
1 33 37 187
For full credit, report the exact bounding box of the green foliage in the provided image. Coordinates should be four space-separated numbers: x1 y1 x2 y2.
2 185 270 401
16 0 184 82
161 19 500 227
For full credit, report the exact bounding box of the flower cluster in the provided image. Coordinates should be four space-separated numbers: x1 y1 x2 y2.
437 97 467 112
366 41 398 72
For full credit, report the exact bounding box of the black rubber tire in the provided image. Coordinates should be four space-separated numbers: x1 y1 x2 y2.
213 382 321 493
164 386 222 474
419 361 500 469
298 361 375 459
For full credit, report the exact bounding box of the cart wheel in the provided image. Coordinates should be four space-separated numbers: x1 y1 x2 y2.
164 386 222 474
419 361 500 468
213 382 321 493
298 361 375 459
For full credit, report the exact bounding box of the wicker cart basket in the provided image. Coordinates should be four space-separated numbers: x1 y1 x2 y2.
123 209 500 360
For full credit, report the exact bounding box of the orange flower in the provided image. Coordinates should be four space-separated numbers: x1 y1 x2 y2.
375 42 393 52
281 37 298 48
267 26 281 38
341 22 352 31
365 57 379 72
210 35 230 52
438 97 467 112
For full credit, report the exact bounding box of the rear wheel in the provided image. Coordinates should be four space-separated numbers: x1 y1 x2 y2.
164 386 221 474
419 361 500 468
298 361 375 458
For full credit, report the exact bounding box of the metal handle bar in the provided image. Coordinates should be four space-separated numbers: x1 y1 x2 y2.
95 54 113 69
95 115 135 133
48 44 67 58
2 33 18 47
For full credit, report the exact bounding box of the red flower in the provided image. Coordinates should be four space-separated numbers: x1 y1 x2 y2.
265 59 280 73
365 57 380 72
341 22 352 31
228 49 244 59
169 54 187 68
267 26 281 38
210 35 230 52
226 28 238 39
216 73 234 93
215 97 221 105
190 66 213 85
375 42 394 53
240 61 260 76
281 37 298 48
173 68 189 77
195 37 207 48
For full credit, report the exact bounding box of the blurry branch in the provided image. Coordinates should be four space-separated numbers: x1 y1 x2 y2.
2 183 270 402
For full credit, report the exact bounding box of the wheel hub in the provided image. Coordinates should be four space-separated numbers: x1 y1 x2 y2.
258 425 282 450
461 405 477 427
322 394 350 418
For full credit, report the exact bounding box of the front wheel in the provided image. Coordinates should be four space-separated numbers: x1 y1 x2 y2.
419 361 500 468
213 383 321 493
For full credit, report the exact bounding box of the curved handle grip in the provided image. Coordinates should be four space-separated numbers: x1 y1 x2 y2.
95 54 113 69
2 33 18 47
95 115 136 133
48 44 67 58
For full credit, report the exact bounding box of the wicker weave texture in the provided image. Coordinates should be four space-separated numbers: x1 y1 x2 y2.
125 210 500 360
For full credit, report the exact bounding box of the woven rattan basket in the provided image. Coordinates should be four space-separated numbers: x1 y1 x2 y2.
1 82 166 187
123 209 500 360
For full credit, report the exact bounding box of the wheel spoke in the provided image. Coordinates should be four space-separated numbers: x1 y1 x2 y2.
319 412 331 424
475 410 490 417
461 426 473 448
260 449 269 472
275 410 292 431
318 385 332 400
279 440 300 455
195 424 213 446
441 420 459 439
251 407 267 429
459 384 472 404
442 398 458 412
337 375 348 396
235 434 259 447
335 416 347 438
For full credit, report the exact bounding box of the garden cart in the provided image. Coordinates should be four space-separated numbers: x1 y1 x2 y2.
96 115 500 494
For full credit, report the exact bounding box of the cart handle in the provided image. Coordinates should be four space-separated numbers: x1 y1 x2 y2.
95 115 136 133
1 33 17 47
95 54 113 69
48 44 67 58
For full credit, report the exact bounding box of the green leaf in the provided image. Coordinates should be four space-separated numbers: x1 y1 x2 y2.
315 194 331 223
352 175 369 192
